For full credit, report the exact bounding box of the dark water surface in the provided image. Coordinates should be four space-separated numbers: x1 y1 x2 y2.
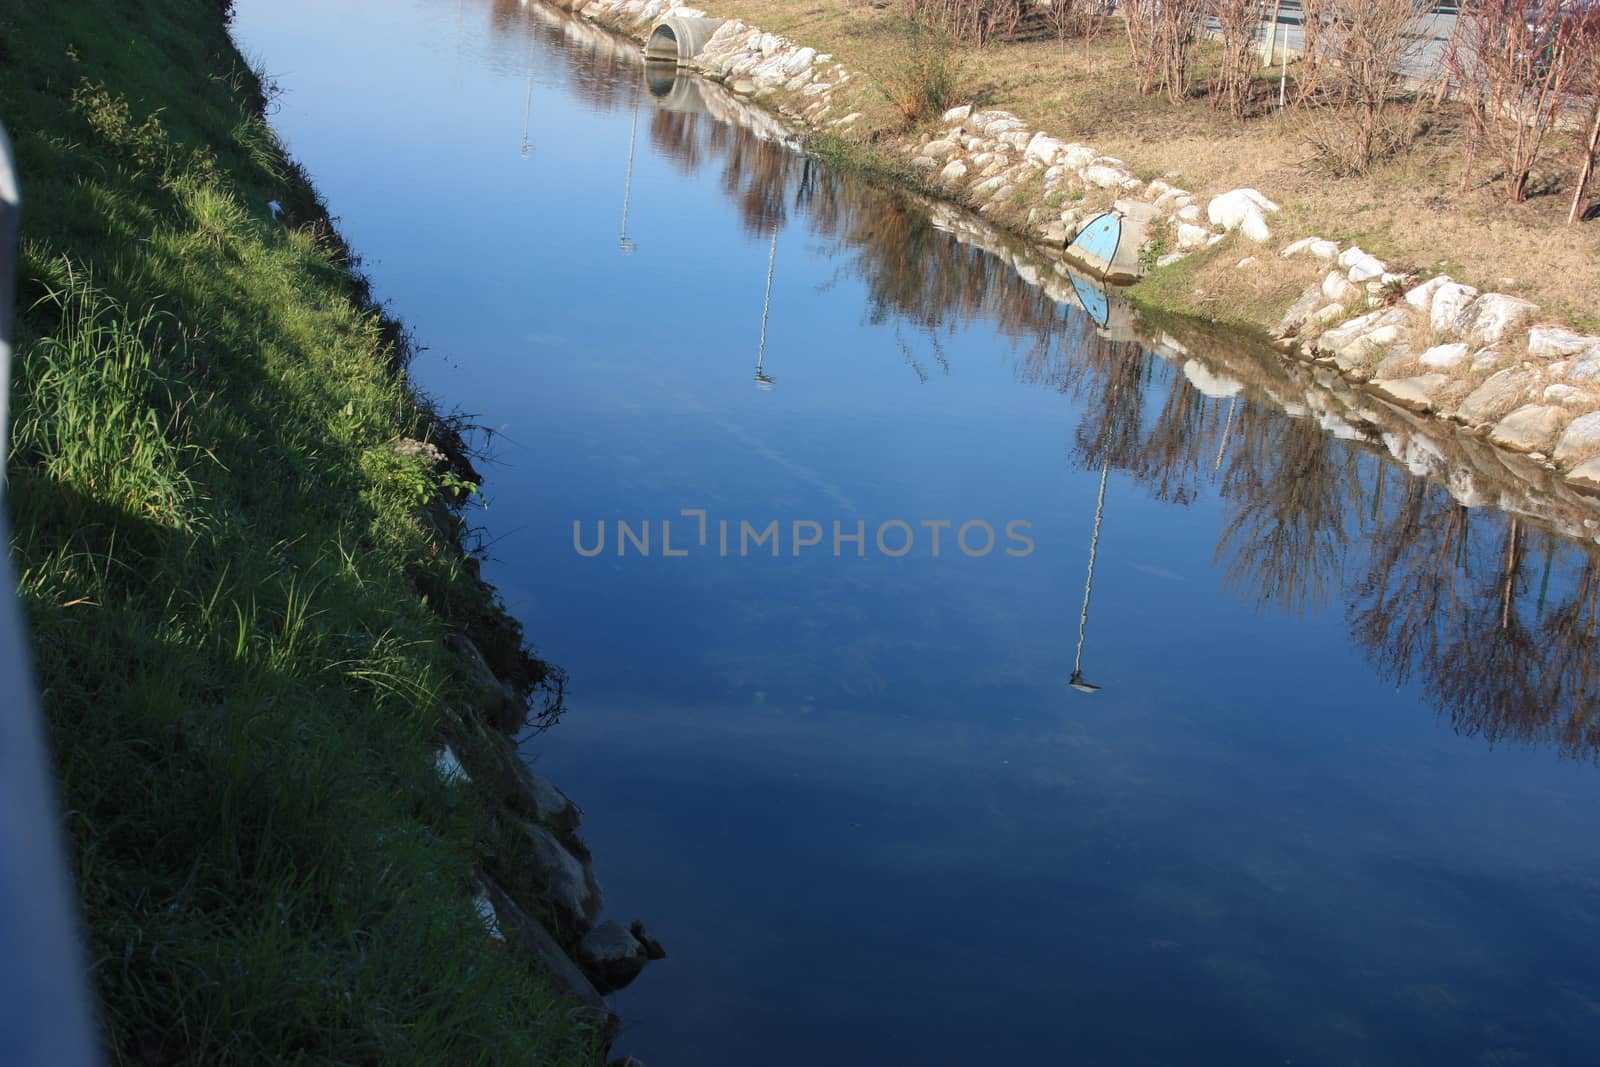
234 2 1600 1063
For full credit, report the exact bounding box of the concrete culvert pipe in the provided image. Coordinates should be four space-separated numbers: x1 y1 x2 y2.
644 16 724 64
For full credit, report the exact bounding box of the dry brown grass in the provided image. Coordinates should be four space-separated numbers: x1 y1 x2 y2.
716 0 1600 331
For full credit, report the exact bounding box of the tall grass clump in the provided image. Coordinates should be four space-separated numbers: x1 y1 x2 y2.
11 264 199 529
877 21 966 130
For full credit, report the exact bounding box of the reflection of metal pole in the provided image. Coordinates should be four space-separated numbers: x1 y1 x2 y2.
520 34 535 159
1071 459 1110 693
1214 394 1237 472
618 96 637 253
753 225 778 389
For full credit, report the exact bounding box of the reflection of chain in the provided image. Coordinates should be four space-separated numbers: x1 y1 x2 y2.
1075 460 1109 678
755 226 778 371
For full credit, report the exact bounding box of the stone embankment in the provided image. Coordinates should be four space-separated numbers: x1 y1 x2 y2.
405 436 664 1053
1273 246 1600 493
557 0 1600 505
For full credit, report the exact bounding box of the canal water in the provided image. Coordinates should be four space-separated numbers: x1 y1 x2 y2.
234 2 1600 1063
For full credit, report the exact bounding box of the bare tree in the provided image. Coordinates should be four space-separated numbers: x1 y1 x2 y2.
1451 0 1583 203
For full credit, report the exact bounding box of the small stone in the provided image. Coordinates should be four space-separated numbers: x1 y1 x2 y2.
1544 383 1585 405
942 103 973 125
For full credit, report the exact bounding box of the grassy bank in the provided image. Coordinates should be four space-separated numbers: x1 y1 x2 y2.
1 1 601 1061
708 1 1600 334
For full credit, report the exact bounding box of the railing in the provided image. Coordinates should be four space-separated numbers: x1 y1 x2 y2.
0 118 101 1067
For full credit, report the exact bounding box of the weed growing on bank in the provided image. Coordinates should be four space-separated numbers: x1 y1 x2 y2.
2 1 599 1061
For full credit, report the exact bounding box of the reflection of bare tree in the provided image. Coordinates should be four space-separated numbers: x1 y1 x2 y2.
1215 411 1357 617
1349 473 1472 687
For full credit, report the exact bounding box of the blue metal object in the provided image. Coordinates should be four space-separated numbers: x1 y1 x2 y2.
0 118 103 1067
1068 212 1121 271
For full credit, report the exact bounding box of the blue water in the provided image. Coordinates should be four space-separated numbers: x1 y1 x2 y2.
235 2 1600 1063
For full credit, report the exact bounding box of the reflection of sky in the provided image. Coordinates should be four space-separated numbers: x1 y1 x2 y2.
234 2 1600 1064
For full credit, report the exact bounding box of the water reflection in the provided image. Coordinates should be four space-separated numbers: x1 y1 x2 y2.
480 1 1600 755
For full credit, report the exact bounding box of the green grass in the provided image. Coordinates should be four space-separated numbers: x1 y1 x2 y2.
2 1 601 1062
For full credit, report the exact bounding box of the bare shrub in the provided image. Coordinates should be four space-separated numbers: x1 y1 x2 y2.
1123 0 1207 103
1295 0 1432 173
1210 0 1266 119
1451 0 1585 203
904 0 1030 46
1045 0 1111 57
877 22 966 128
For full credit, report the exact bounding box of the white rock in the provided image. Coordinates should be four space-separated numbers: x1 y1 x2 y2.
1177 222 1212 250
1082 163 1133 188
1060 144 1098 170
1346 254 1388 283
1403 275 1452 311
1322 271 1360 304
1176 204 1201 222
1338 246 1368 269
1024 132 1066 166
1527 325 1600 359
1279 237 1319 257
1419 342 1470 369
942 104 973 125
1428 282 1480 334
1568 456 1600 490
1207 188 1279 243
1554 412 1600 467
1454 293 1539 346
937 159 968 187
1490 404 1566 453
1372 374 1449 412
1569 354 1600 381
